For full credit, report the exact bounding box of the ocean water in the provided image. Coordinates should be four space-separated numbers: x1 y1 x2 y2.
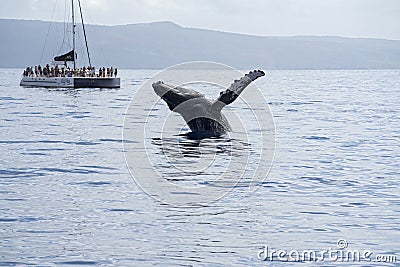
0 69 399 266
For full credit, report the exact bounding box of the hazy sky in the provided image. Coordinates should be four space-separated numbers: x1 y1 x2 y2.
1 0 399 40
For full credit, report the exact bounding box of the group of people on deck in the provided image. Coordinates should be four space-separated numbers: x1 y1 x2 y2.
23 64 118 78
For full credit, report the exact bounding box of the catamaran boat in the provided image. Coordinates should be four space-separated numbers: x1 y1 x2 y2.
20 0 120 88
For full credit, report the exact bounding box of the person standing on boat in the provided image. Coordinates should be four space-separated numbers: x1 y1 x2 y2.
54 65 59 77
102 67 106 77
114 68 118 77
45 64 50 77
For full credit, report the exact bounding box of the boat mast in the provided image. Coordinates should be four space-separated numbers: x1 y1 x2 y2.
71 0 76 69
78 0 92 68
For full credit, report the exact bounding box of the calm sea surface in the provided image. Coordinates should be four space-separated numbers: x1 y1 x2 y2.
0 69 399 266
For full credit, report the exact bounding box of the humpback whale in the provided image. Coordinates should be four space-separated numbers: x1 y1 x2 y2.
153 70 265 138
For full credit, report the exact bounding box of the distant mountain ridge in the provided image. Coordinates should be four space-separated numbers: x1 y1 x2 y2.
1 19 400 69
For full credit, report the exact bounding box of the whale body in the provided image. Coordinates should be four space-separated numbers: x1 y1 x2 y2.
152 70 265 138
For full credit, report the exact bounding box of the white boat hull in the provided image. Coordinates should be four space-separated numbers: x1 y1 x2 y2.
20 76 120 88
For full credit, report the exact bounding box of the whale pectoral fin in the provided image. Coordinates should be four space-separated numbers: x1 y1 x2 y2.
213 70 265 109
152 81 204 111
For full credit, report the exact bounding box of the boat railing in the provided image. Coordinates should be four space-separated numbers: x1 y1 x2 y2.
22 66 118 79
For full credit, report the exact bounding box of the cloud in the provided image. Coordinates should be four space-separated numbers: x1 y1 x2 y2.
83 0 108 10
0 0 399 39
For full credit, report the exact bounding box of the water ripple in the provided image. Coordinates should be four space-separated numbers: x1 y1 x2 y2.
0 69 399 266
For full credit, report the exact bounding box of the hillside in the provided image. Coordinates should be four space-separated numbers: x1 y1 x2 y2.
1 19 400 69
